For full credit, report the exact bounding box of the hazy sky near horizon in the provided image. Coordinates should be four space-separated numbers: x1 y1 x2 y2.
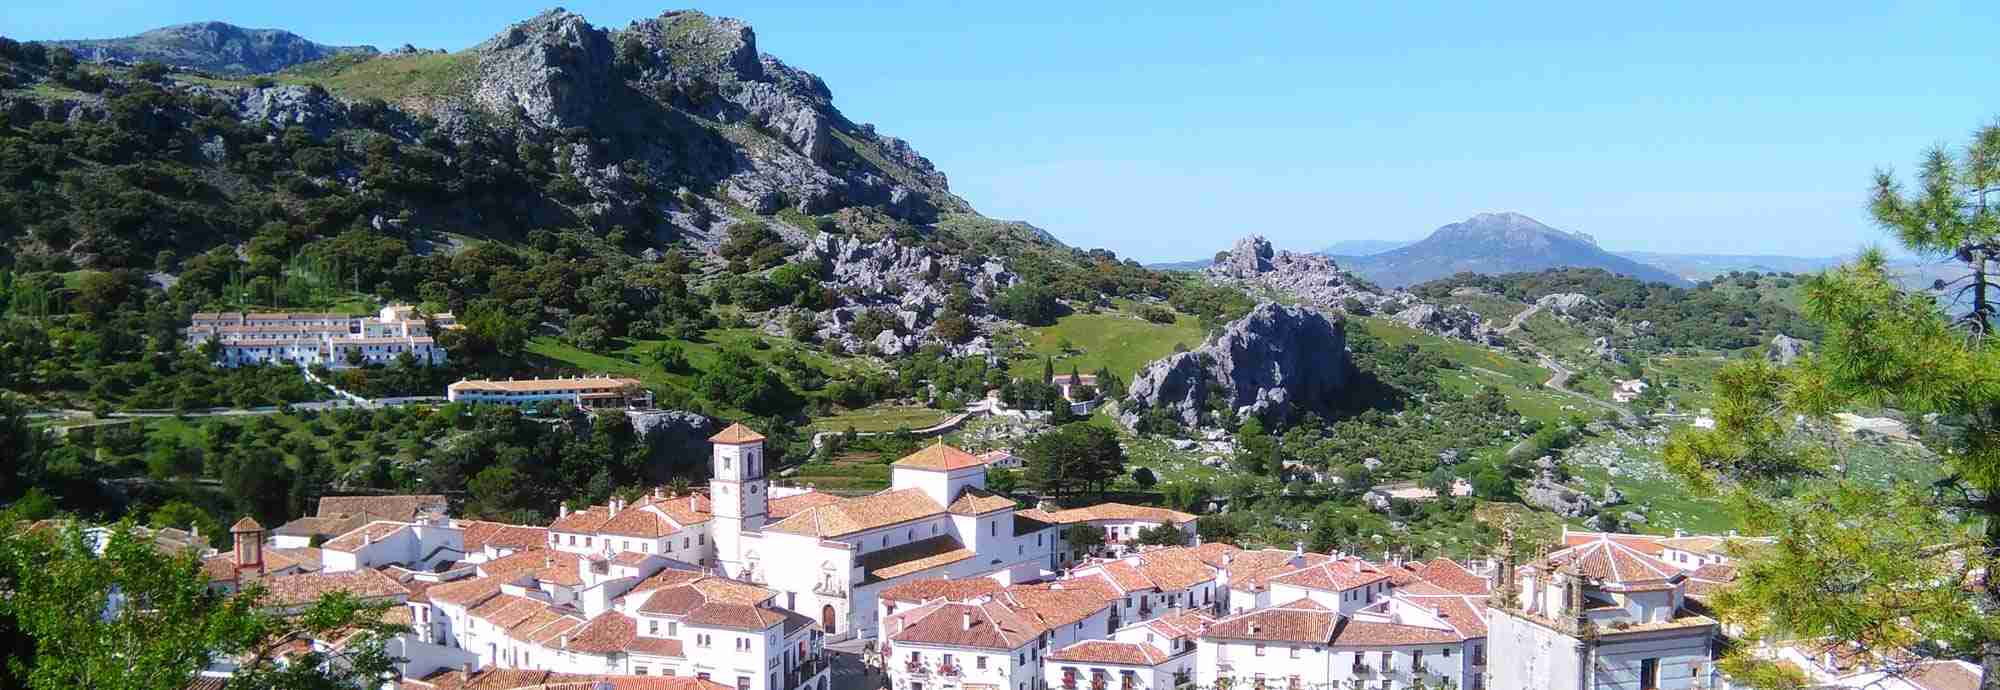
10 2 2000 262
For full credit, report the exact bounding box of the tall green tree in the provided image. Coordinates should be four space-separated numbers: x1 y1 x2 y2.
1023 423 1126 501
1666 124 2000 688
0 519 402 690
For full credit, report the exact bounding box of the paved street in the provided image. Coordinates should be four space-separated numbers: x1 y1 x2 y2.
827 638 879 690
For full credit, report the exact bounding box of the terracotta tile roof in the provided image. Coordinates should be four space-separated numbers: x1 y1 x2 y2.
478 548 584 586
202 546 320 583
1139 609 1215 641
1038 503 1196 526
888 600 1045 650
710 423 766 444
599 506 682 538
1012 512 1055 536
448 377 644 394
998 583 1118 630
1204 599 1340 643
880 578 1006 604
893 443 987 472
564 611 638 653
321 521 410 553
316 495 448 522
1132 548 1222 590
859 536 975 582
1396 591 1490 638
1047 640 1171 666
627 567 707 595
258 568 408 608
1537 536 1684 592
627 636 686 658
1328 617 1466 646
632 574 796 631
1223 549 1331 593
231 517 264 532
456 520 549 552
186 675 229 690
1190 543 1242 567
412 669 733 690
1268 557 1389 593
1683 563 1738 601
763 487 946 538
425 575 510 608
946 487 1018 516
1561 529 1666 556
275 515 368 539
768 491 844 519
548 506 613 534
1412 558 1491 595
640 494 712 527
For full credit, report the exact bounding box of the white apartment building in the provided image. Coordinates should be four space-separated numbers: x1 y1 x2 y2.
1045 609 1212 690
187 304 453 369
1197 596 1480 690
414 548 828 690
882 583 1119 690
1068 547 1227 624
447 377 654 410
1021 503 1200 559
1485 535 1721 690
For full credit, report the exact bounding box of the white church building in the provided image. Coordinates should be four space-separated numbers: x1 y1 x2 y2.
545 424 1068 640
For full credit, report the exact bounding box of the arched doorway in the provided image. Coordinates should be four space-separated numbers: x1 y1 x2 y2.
821 604 838 635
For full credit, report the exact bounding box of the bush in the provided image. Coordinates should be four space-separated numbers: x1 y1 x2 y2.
1138 304 1176 324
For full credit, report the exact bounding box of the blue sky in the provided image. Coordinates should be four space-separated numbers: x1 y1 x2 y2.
10 2 2000 262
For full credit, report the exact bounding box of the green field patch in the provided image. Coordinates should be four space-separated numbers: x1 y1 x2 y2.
279 52 477 103
806 405 954 434
1006 304 1206 382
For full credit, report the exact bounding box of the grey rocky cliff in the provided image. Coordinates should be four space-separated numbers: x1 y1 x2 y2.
1534 293 1604 322
1206 236 1501 345
1121 303 1352 428
470 10 616 131
795 233 1017 357
626 409 718 479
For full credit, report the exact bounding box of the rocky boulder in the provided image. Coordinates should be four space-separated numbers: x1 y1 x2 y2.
1205 235 1503 345
1392 304 1503 345
1521 474 1601 518
471 10 615 130
625 409 719 481
1767 333 1806 365
1122 303 1352 428
1535 293 1603 322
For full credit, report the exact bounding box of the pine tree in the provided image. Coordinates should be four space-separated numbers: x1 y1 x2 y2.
1665 123 2000 687
1042 356 1054 385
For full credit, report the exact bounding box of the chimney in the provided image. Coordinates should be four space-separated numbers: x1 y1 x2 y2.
1433 606 1446 619
1673 528 1685 538
363 530 374 547
545 556 555 569
560 504 570 518
610 498 623 516
690 495 697 512
962 610 973 630
460 662 473 676
560 634 568 649
1248 623 1260 634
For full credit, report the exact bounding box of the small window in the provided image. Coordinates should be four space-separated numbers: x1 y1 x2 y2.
1255 644 1265 657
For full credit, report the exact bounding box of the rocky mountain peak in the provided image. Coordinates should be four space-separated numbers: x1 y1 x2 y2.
1436 212 1596 248
45 21 377 75
470 9 615 130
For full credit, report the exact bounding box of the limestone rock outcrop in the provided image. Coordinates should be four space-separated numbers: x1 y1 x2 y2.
1122 303 1352 428
1206 236 1501 345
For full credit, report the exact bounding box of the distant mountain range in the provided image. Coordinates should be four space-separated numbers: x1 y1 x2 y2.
45 21 377 74
1150 214 1856 285
1335 212 1691 287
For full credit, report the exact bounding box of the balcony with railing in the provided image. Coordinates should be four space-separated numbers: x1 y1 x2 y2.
903 660 929 678
937 663 961 679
